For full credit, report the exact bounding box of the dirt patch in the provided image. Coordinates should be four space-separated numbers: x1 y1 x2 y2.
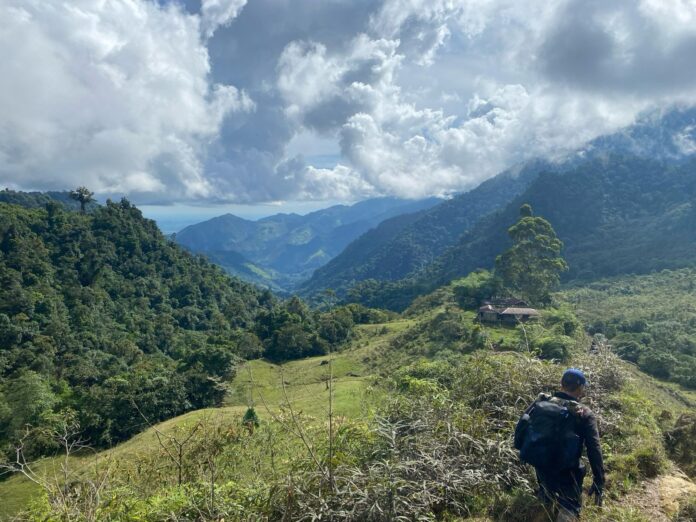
658 472 696 518
621 471 696 521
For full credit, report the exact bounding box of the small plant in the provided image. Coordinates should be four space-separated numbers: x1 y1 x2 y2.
242 407 260 434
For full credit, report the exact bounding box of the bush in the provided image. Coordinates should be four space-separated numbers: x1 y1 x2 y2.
535 335 574 361
674 496 696 522
543 307 583 336
665 413 696 477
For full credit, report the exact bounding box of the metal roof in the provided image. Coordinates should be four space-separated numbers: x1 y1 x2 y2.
500 307 539 316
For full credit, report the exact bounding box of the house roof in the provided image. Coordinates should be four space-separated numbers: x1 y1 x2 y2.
478 305 496 312
500 307 539 316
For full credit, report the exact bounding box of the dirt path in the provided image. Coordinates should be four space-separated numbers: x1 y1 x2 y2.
621 470 696 521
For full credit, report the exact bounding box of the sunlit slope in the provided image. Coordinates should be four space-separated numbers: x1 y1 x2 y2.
2 289 695 520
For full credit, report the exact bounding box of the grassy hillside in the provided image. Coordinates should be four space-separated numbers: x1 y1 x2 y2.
3 280 695 521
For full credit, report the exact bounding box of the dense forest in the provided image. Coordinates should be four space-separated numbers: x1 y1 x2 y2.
0 198 378 455
560 268 696 389
345 155 696 311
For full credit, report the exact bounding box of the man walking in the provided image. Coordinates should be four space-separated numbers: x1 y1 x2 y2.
515 368 605 521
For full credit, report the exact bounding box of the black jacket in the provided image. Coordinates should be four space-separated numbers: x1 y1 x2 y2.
517 391 605 486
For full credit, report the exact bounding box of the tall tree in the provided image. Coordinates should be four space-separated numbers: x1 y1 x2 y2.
69 186 94 213
495 204 568 305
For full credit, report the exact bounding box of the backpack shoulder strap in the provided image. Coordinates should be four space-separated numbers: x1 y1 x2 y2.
536 392 552 403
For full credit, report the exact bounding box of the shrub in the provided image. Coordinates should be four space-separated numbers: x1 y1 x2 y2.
665 413 696 477
535 335 574 361
543 307 583 337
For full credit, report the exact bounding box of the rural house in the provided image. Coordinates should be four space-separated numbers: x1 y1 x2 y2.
477 299 539 324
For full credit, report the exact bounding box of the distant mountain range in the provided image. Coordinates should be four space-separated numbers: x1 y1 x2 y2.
299 161 545 297
302 106 696 309
174 197 440 292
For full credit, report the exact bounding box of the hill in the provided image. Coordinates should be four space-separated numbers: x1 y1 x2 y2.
0 188 93 212
2 279 695 521
174 197 440 292
347 154 696 311
0 198 371 458
0 198 273 451
303 106 696 305
300 161 544 298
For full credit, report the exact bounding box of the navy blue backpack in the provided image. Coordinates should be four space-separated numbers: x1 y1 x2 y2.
514 398 582 470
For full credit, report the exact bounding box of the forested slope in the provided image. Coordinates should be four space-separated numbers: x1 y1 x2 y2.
0 199 370 453
0 199 273 449
301 162 543 297
349 155 696 311
175 197 439 291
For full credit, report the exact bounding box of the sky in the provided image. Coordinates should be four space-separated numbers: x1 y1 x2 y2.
3 0 696 228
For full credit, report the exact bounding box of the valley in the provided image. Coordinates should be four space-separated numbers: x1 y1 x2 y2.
2 275 696 520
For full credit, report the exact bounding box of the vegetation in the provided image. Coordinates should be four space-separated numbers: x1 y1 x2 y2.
559 268 696 389
338 155 696 311
0 198 364 456
2 182 696 521
2 278 694 521
0 188 89 212
495 204 568 305
176 197 439 293
302 162 542 299
69 187 95 214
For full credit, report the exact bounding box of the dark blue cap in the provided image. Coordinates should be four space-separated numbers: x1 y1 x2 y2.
562 368 587 386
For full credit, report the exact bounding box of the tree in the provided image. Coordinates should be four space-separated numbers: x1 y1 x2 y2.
495 204 568 305
69 186 94 213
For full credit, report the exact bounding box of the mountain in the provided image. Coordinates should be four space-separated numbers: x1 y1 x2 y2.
334 108 696 309
351 154 696 310
303 106 696 302
300 161 545 298
174 197 440 291
0 198 275 448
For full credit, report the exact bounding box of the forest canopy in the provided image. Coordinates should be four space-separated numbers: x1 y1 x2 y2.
0 198 363 453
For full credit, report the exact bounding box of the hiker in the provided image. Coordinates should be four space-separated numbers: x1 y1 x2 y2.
514 368 605 521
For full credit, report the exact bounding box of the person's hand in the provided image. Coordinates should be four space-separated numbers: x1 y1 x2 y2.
587 482 603 506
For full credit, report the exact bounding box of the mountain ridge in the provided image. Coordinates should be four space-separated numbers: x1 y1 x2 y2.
174 196 441 291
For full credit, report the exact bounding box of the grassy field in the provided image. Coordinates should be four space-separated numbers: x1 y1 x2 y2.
0 318 421 520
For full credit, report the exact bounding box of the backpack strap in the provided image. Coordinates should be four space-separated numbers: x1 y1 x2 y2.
536 392 552 403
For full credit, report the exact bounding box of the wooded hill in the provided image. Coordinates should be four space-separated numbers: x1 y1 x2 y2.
0 198 375 454
302 106 696 306
343 154 696 312
300 161 543 297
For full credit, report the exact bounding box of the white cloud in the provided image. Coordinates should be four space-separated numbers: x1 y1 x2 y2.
4 0 696 204
201 0 248 38
0 0 250 201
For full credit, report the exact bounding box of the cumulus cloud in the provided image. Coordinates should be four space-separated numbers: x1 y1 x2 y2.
200 0 247 38
0 0 250 201
4 0 696 204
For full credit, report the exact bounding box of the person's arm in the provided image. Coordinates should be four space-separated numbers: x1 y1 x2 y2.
583 412 605 487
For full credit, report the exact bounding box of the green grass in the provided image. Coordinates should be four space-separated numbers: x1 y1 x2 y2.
3 289 695 520
0 318 417 520
243 262 273 280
